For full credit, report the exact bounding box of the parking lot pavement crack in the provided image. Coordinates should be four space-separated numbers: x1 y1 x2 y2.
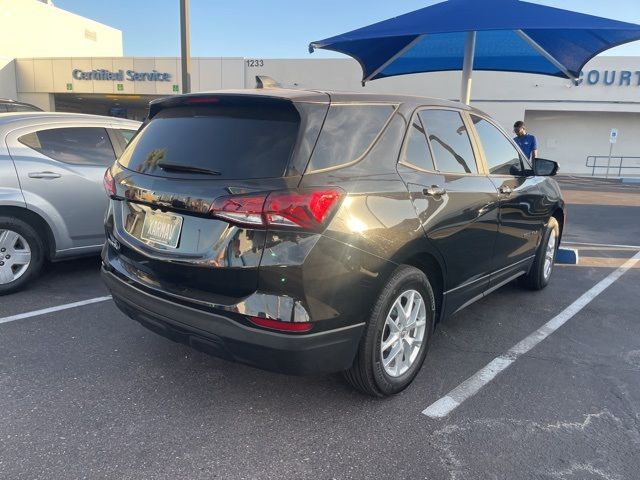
426 412 631 480
540 409 621 433
601 377 640 444
549 462 623 480
430 423 466 480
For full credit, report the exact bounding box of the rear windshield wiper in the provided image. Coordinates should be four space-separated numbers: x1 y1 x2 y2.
158 162 221 176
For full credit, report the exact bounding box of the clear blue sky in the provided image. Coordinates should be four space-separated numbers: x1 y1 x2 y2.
55 0 640 58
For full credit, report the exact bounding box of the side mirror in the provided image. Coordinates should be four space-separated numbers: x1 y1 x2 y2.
534 158 559 176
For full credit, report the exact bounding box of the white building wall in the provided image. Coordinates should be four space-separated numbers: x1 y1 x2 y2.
243 56 640 175
9 54 640 175
0 0 122 59
244 56 640 119
0 57 17 99
16 92 54 111
525 111 640 175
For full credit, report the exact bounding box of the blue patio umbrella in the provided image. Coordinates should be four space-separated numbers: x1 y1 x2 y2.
309 0 640 104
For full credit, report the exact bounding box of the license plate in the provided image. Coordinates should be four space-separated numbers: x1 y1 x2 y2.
140 211 183 248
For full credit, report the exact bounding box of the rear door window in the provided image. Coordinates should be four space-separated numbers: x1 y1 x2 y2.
118 103 300 179
18 127 117 166
419 110 477 174
307 104 396 172
400 116 435 171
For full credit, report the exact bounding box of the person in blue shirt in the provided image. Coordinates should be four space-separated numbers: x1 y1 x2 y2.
513 121 538 161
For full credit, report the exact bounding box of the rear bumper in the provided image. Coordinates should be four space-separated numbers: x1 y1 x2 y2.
101 266 364 375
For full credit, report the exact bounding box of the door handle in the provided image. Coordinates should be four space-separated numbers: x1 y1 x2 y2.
28 171 61 179
499 186 513 195
423 185 446 197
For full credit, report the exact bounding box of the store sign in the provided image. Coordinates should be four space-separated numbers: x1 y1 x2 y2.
577 69 640 87
72 69 171 82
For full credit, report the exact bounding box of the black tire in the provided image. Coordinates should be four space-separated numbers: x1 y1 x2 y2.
521 217 559 291
0 216 45 295
344 265 436 397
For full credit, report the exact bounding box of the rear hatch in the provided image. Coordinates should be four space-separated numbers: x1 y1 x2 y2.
107 93 330 301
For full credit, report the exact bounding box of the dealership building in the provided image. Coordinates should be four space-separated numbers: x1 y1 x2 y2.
1 0 639 175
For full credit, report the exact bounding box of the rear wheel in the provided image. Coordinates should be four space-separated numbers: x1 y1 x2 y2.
344 265 436 397
521 217 559 290
0 217 45 295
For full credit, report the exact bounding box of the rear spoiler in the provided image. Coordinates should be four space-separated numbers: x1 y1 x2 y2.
147 93 298 120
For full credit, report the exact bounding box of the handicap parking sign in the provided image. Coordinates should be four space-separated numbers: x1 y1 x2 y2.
610 128 618 144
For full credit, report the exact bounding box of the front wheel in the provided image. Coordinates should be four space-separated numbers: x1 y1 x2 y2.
521 217 559 291
344 265 436 397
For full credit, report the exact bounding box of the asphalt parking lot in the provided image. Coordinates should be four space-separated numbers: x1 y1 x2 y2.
1 177 639 480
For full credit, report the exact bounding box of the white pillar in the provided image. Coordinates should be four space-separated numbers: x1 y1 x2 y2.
461 31 477 105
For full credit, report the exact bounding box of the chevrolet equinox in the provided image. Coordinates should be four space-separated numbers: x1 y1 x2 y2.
101 90 564 396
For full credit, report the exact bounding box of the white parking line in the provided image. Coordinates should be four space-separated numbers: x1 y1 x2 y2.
563 241 640 250
0 296 112 325
423 250 640 419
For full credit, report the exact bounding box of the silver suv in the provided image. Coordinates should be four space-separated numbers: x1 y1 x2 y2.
0 112 140 294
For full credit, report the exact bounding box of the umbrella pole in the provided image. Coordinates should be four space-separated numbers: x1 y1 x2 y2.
461 31 476 105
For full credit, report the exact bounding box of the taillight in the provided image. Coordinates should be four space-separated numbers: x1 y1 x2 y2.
247 316 313 332
209 192 268 226
209 188 344 231
264 190 343 230
103 167 116 197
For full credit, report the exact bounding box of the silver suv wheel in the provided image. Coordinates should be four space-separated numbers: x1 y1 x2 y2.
380 289 427 377
543 227 557 282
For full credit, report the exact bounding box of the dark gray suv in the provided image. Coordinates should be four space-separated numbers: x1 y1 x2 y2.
102 89 564 396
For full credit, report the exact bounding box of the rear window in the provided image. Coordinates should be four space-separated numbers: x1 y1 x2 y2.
18 127 116 166
118 103 300 179
9 104 40 112
307 104 396 172
1 102 40 112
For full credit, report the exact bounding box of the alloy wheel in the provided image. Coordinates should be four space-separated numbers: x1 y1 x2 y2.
543 228 557 281
380 289 427 377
